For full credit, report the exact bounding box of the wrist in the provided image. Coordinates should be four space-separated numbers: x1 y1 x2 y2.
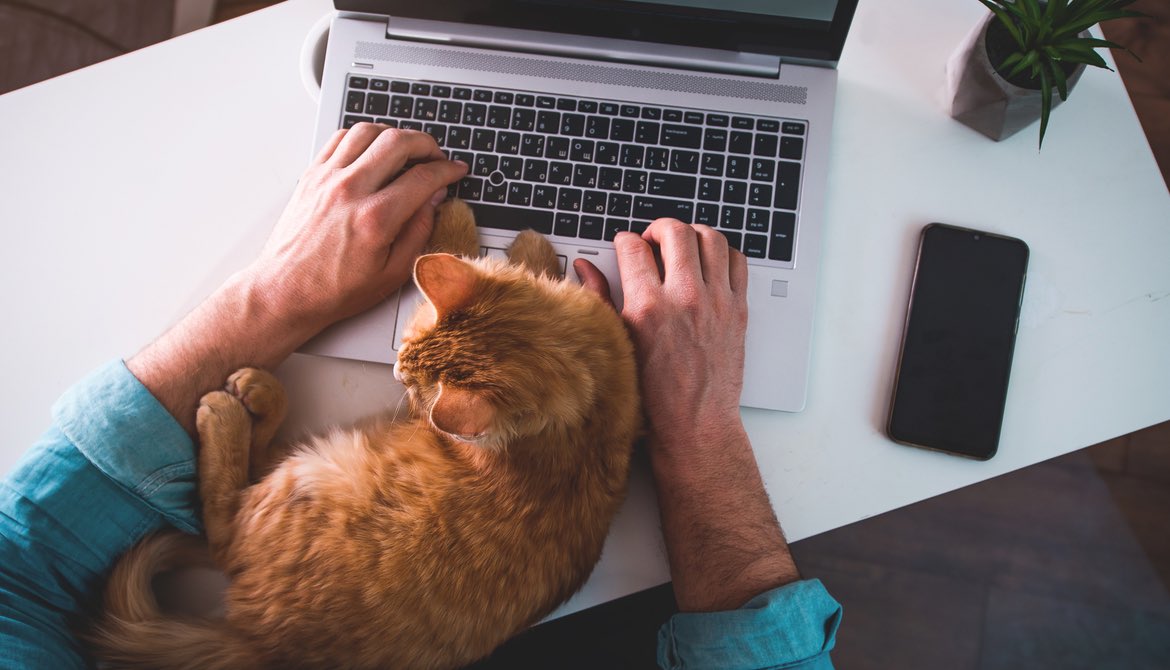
232 264 328 346
645 407 747 464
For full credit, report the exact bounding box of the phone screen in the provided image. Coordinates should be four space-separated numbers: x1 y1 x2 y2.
887 224 1029 460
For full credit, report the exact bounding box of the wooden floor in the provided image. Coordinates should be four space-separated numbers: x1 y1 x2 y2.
2 2 1168 668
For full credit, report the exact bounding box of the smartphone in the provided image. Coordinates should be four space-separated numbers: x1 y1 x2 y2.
887 223 1029 460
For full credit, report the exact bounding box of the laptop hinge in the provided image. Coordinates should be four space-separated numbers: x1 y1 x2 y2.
384 17 781 79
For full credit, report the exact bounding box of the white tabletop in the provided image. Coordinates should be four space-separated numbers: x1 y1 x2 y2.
2 0 1168 619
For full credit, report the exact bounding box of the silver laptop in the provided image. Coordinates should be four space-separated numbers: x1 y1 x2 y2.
302 0 858 412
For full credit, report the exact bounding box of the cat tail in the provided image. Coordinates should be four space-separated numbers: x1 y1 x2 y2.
86 530 264 670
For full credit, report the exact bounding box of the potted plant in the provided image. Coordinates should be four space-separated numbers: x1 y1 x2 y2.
946 0 1143 149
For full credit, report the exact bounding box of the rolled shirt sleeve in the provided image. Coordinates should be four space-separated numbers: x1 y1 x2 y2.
0 360 199 668
658 579 842 670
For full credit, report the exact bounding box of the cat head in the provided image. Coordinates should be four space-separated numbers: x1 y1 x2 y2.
393 253 603 450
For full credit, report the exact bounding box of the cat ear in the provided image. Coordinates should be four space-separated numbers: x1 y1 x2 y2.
413 253 480 316
430 384 494 441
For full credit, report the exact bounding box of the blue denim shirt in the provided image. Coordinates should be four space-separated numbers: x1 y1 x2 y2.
0 360 841 669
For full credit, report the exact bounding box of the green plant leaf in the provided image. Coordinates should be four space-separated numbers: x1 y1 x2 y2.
1038 66 1053 150
1049 58 1070 100
1007 50 1041 79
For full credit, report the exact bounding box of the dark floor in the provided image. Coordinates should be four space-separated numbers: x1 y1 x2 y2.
3 2 1168 669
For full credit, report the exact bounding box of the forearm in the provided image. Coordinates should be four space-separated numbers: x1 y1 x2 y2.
650 417 800 613
127 268 320 436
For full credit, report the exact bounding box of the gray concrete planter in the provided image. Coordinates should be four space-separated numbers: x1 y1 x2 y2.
946 13 1086 142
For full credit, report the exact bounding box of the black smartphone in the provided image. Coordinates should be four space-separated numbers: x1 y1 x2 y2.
887 223 1029 460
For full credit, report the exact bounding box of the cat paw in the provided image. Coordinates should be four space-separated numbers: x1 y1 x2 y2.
429 199 480 257
508 229 559 279
196 390 251 440
225 368 287 424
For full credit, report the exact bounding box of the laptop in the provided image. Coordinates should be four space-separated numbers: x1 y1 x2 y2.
301 0 858 412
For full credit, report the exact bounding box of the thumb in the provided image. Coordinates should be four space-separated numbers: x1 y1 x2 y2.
573 259 615 309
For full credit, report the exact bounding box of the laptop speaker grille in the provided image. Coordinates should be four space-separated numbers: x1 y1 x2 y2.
354 42 808 105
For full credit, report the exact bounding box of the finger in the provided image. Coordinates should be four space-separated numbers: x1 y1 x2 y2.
692 224 730 287
328 122 388 168
573 259 614 308
729 248 748 295
366 159 469 242
613 231 661 303
348 129 447 191
642 218 701 286
314 128 348 165
383 203 436 288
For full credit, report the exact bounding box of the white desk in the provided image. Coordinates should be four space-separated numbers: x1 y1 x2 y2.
2 0 1168 619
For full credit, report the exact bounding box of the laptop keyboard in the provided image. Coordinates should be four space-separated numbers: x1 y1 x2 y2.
341 76 805 264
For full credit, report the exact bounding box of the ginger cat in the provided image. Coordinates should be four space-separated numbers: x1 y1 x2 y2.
89 200 640 669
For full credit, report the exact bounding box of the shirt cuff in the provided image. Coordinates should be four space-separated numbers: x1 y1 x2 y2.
51 359 201 534
658 579 842 670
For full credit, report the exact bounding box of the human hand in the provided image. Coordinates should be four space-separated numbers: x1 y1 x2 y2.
242 124 468 337
575 219 748 454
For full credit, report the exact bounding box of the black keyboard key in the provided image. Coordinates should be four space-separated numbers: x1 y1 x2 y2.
554 213 579 237
453 87 472 100
620 145 645 169
390 95 413 118
536 111 560 133
697 178 721 201
704 128 728 152
769 212 795 261
549 161 573 185
669 150 699 174
610 119 635 142
439 100 462 123
523 159 549 182
500 156 524 180
450 150 474 165
729 131 753 154
458 176 484 201
748 183 772 207
645 147 670 171
751 158 775 181
622 170 648 194
463 103 487 126
512 108 536 132
570 139 595 162
573 164 598 188
723 180 747 204
779 136 803 160
705 113 728 127
720 206 745 229
546 137 570 160
596 103 617 116
425 123 446 145
599 167 623 190
472 202 554 235
743 233 768 258
633 196 693 222
482 182 508 203
754 133 778 157
371 79 390 92
620 105 640 118
595 142 620 165
580 215 605 239
782 121 806 135
488 105 511 128
447 126 471 149
756 119 780 132
604 218 630 241
388 81 409 93
695 202 719 226
578 100 598 113
349 76 369 89
365 93 390 116
515 93 535 107
583 191 607 215
607 193 633 217
471 129 496 152
659 124 702 149
413 98 437 121
648 173 696 198
346 91 365 113
374 118 397 128
493 91 514 104
635 121 660 144
533 184 557 208
701 154 724 176
630 220 651 234
473 89 493 102
746 209 770 232
432 85 451 98
558 187 583 212
641 107 661 120
732 116 754 129
586 116 610 140
343 115 372 129
472 154 498 177
557 98 577 111
774 161 800 210
537 96 557 109
400 120 423 131
497 131 521 155
520 134 545 157
405 82 426 95
726 155 750 179
684 112 704 125
561 113 586 137
719 230 742 251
